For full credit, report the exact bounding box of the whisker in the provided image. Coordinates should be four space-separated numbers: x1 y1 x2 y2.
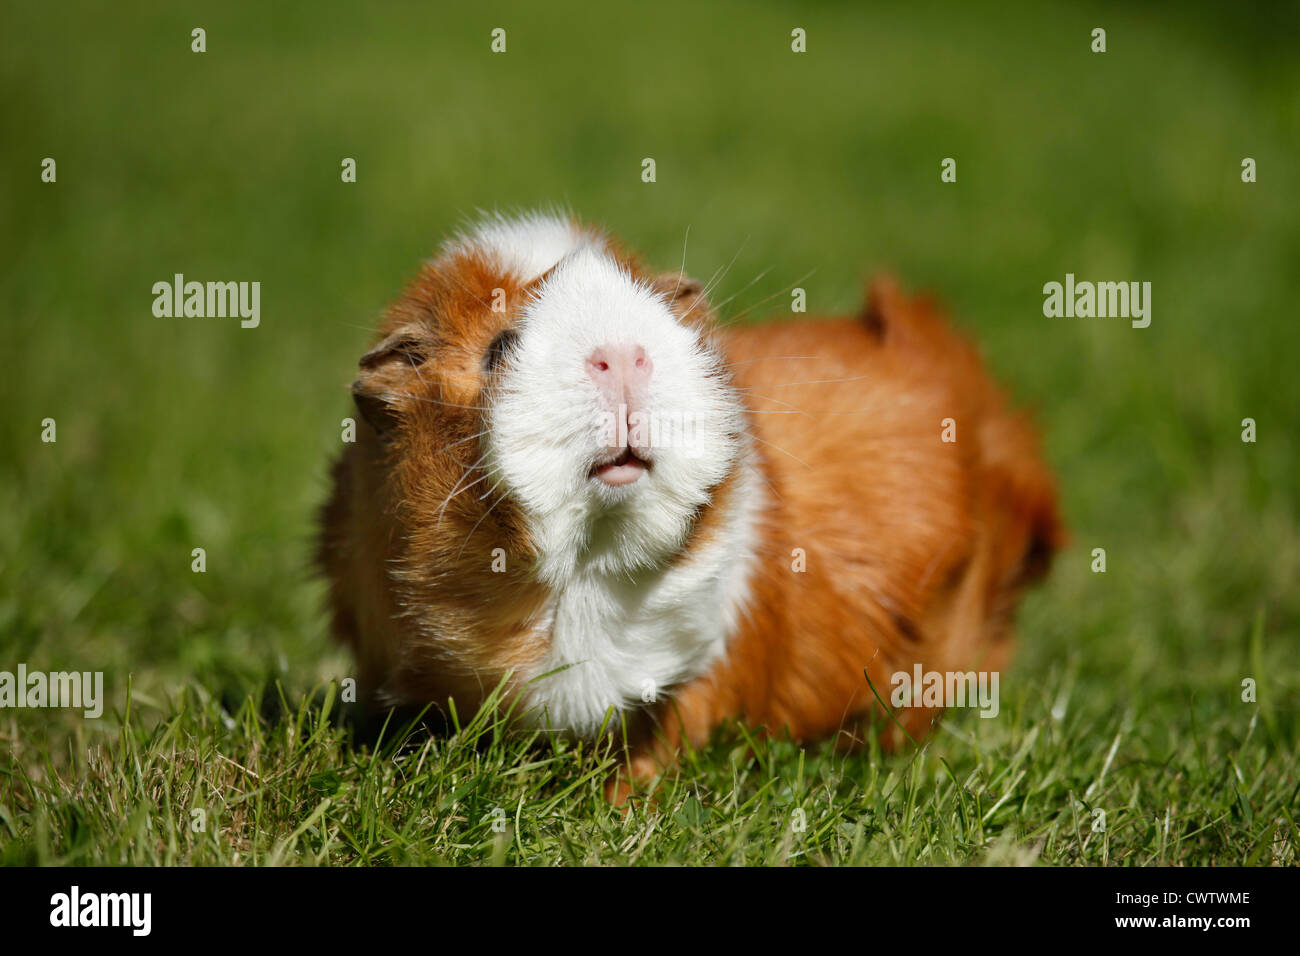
681 236 750 323
436 451 493 522
716 267 818 329
456 478 507 562
743 454 786 503
745 431 812 469
434 428 489 456
333 319 390 333
733 375 868 390
720 354 817 370
439 469 493 518
405 349 429 387
669 224 691 301
746 407 903 418
478 470 505 499
708 264 774 314
737 391 809 413
391 390 491 412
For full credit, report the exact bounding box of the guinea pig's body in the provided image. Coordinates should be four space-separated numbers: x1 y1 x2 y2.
318 212 1063 791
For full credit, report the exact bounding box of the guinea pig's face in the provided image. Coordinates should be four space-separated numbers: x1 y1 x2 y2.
484 248 746 585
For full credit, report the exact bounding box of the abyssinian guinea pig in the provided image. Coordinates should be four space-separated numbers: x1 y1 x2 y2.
317 212 1063 798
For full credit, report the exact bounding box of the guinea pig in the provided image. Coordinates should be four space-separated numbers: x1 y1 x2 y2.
317 211 1064 799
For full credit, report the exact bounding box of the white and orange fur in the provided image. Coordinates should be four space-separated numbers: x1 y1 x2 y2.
317 212 1064 801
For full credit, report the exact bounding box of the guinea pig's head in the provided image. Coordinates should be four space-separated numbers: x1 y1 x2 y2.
351 215 747 594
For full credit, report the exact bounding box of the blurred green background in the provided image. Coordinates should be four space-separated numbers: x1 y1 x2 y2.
2 0 1297 780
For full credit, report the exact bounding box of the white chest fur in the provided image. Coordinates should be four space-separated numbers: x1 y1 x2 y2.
522 459 764 736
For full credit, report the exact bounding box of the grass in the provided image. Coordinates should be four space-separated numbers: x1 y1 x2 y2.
1 0 1297 865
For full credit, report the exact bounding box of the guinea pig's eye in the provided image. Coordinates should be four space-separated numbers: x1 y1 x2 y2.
483 328 519 375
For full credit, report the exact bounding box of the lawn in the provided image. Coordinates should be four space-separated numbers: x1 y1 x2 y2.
1 0 1296 865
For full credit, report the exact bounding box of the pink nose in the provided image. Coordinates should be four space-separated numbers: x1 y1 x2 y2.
586 344 652 397
587 344 653 452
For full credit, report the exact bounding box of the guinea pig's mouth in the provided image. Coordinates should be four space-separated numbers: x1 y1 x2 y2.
589 448 650 487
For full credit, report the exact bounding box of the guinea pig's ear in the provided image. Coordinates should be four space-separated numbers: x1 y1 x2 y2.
650 273 706 317
351 326 432 436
